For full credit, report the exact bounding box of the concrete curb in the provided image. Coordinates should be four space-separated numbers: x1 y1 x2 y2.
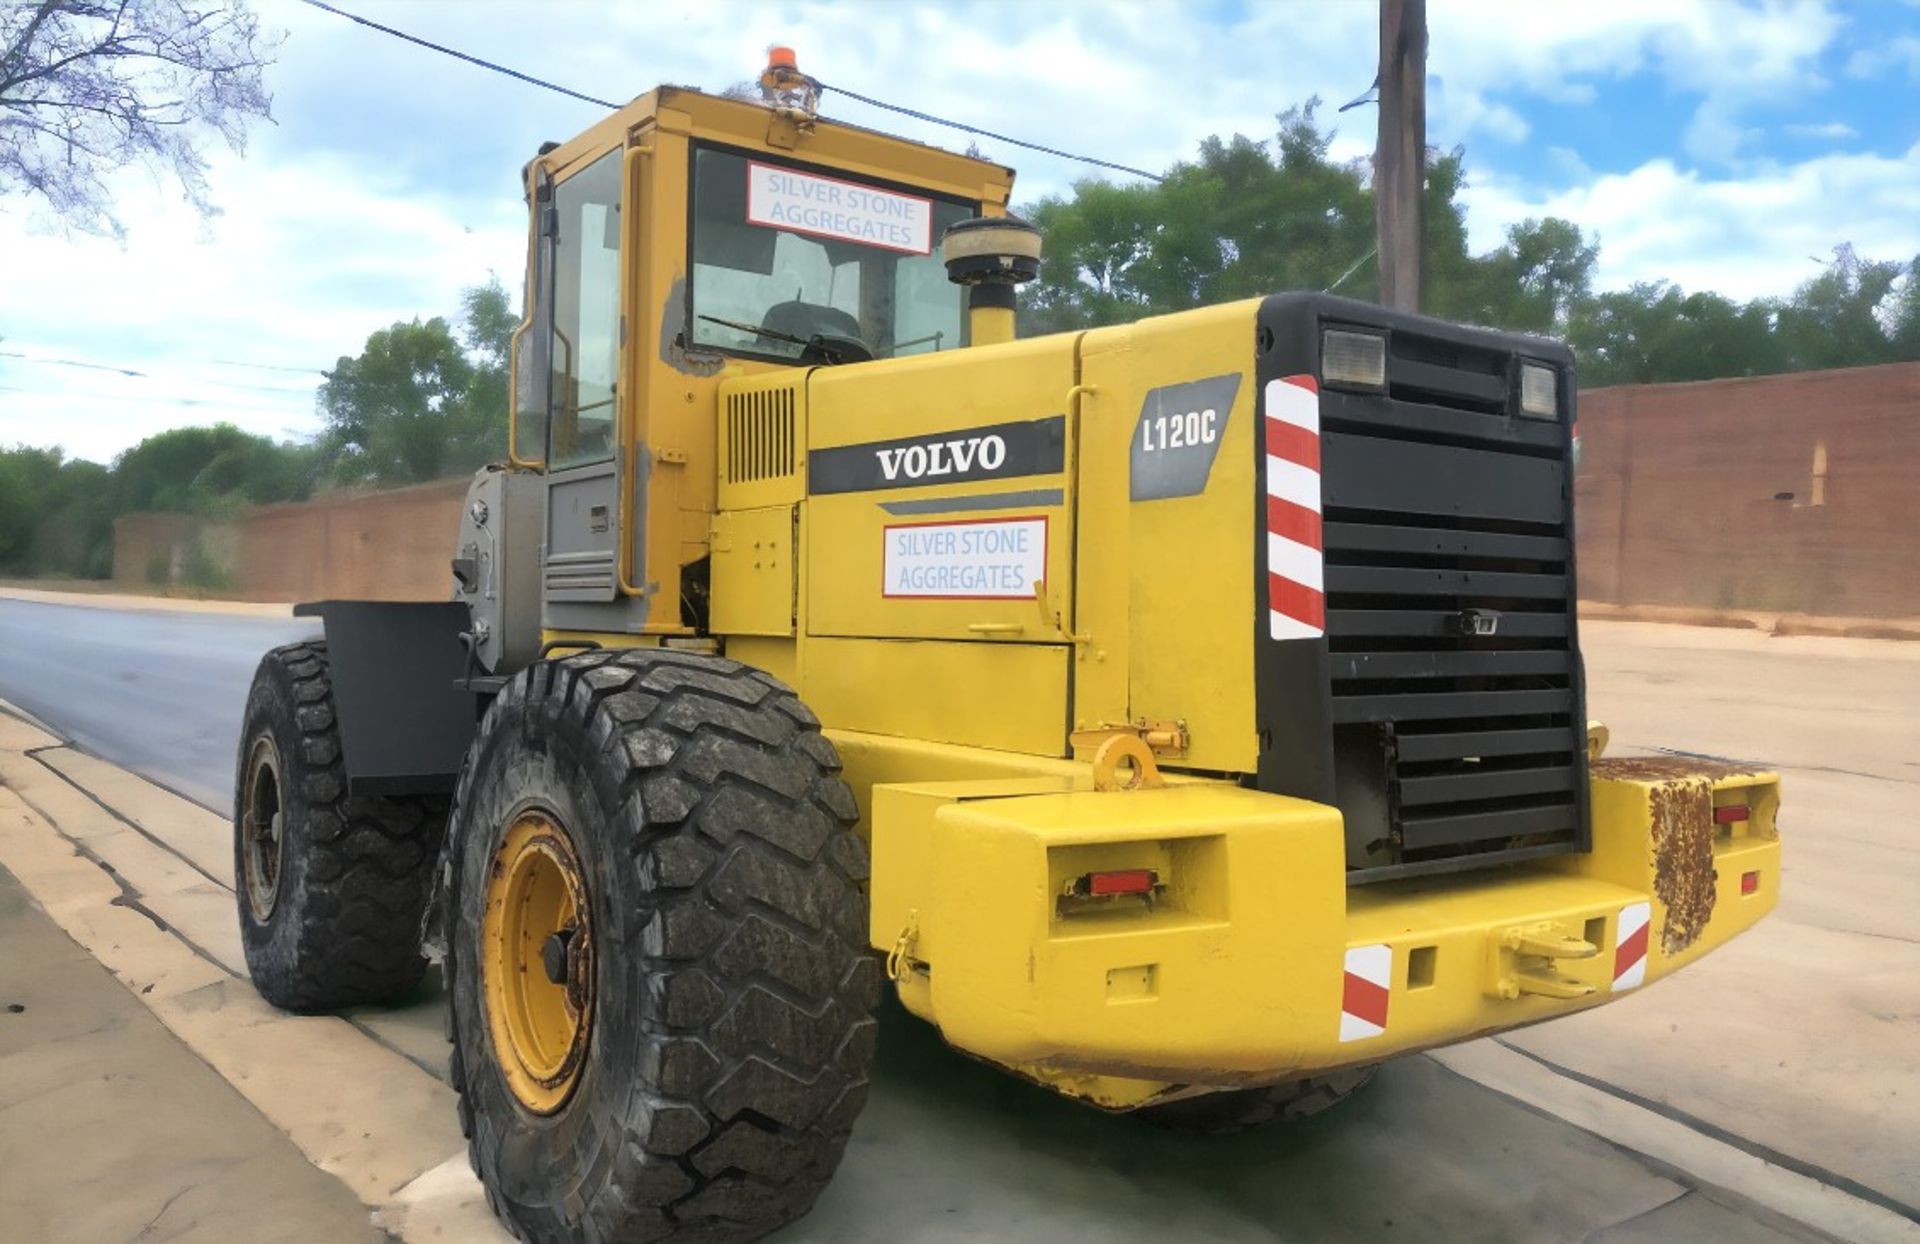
0 586 296 618
1579 601 1920 642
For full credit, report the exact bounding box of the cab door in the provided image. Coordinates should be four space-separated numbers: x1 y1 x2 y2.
540 149 628 626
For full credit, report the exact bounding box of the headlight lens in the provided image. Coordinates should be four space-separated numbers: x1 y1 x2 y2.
1519 363 1559 419
1322 329 1387 390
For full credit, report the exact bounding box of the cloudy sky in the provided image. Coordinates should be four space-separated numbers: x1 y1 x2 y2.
2 0 1917 464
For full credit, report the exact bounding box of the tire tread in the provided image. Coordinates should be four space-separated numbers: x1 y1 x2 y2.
448 650 876 1243
236 641 445 1011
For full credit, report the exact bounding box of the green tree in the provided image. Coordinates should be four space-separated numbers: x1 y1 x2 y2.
1567 283 1775 386
317 280 515 486
1770 245 1906 372
1889 254 1920 360
1018 103 1598 343
0 444 60 568
319 316 482 485
459 277 514 452
0 444 113 576
112 422 313 513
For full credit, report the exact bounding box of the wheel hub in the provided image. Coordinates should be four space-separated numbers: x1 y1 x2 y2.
481 810 593 1114
240 736 285 921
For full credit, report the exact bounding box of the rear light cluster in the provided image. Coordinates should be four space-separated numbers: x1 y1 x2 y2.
1713 804 1751 825
1070 869 1158 898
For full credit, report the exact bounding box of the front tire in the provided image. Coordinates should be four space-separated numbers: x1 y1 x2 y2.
447 650 878 1243
234 641 447 1011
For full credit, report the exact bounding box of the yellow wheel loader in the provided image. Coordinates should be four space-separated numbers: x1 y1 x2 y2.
232 51 1781 1243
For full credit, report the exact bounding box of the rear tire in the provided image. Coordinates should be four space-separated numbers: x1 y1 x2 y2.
234 641 447 1011
447 650 878 1243
1137 1066 1378 1134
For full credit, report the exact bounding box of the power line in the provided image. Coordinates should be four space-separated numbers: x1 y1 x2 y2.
0 349 146 378
815 82 1163 183
297 0 619 110
1 349 325 381
296 0 1162 182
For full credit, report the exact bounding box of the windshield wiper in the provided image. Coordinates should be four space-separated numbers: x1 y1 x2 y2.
697 314 813 351
696 314 861 365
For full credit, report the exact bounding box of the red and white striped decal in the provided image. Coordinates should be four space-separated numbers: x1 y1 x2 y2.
1264 375 1324 641
1339 944 1392 1042
1612 901 1651 991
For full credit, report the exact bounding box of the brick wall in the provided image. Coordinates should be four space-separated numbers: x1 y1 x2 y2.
1575 362 1920 618
236 478 468 603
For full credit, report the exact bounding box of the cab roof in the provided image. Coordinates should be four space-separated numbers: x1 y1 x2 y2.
534 85 1017 210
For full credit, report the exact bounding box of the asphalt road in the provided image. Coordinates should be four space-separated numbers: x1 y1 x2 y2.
0 599 315 808
5 593 1909 1242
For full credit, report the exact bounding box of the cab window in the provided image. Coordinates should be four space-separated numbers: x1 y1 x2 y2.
689 146 973 364
548 150 622 469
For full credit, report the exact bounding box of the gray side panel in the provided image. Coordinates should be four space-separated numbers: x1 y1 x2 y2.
293 601 476 796
545 466 619 602
453 467 545 674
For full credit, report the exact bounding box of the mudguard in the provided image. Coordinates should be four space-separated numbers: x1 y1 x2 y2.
292 600 478 796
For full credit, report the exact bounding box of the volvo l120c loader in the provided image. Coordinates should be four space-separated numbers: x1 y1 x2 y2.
232 50 1781 1243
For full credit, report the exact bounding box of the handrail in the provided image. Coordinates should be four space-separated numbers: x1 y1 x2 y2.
616 139 653 598
505 320 543 468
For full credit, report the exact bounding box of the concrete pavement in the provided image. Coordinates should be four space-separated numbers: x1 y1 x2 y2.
0 863 381 1243
0 595 1914 1241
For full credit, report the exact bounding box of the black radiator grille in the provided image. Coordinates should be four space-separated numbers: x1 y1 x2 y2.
1319 335 1587 879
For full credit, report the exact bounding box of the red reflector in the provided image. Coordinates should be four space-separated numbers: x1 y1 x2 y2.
1713 804 1750 825
1741 870 1760 895
1084 869 1157 897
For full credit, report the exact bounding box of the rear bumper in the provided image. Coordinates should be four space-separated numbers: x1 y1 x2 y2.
868 760 1779 1107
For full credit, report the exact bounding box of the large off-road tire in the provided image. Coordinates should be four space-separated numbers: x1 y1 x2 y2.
234 641 448 1011
1137 1066 1378 1134
447 650 878 1244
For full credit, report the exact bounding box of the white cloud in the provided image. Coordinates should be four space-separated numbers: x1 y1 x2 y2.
1460 140 1920 300
0 0 1910 463
1785 120 1860 139
0 149 521 462
1434 83 1532 144
1844 33 1920 79
1429 0 1844 164
1 0 1388 461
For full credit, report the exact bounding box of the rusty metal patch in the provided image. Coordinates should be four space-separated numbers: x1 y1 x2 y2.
1645 776 1717 954
1591 755 1760 784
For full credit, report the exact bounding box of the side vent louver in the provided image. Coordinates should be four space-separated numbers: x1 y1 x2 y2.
725 388 796 484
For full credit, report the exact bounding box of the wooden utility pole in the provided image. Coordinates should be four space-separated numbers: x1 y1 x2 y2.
1375 0 1427 313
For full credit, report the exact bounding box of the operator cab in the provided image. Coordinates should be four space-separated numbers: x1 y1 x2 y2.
478 55 1017 654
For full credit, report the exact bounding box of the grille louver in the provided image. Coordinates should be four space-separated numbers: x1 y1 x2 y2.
725 388 796 484
1319 329 1587 879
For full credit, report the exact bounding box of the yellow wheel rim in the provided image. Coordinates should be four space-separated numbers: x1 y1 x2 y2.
482 810 593 1114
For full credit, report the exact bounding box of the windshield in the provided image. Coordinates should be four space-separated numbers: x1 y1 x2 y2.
689 147 974 362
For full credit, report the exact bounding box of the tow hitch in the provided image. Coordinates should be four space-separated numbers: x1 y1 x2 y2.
1489 921 1600 1000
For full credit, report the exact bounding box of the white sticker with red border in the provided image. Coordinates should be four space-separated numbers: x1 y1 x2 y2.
1612 901 1651 991
1340 944 1392 1042
883 517 1046 600
747 161 933 255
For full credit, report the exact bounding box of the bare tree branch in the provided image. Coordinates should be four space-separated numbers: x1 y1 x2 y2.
0 0 276 237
